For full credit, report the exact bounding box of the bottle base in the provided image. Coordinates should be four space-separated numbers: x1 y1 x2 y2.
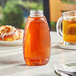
25 59 49 66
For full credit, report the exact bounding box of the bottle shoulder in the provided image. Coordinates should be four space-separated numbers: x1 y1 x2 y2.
27 16 47 23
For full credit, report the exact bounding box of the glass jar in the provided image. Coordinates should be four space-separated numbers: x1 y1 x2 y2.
23 10 51 66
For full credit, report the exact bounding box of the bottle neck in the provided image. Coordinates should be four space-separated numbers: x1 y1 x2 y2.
30 10 44 17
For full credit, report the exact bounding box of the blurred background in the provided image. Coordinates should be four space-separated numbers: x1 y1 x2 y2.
0 0 76 30
0 0 43 29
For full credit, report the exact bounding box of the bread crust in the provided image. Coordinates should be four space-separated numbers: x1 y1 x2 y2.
0 25 19 41
17 29 24 39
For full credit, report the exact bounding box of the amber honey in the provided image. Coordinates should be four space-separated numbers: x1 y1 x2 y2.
23 13 51 66
63 19 76 43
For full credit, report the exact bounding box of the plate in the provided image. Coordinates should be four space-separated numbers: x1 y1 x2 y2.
58 41 76 50
0 39 23 46
66 63 76 70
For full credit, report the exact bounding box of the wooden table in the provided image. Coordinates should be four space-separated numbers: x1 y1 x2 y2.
0 32 76 76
